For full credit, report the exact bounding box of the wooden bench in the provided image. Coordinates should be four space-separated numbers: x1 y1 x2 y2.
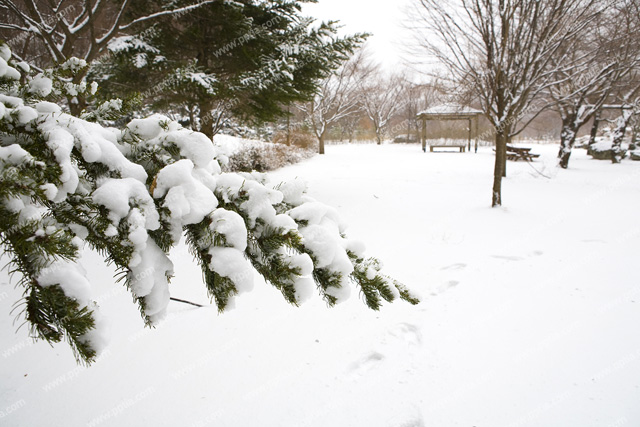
429 144 467 153
506 145 540 161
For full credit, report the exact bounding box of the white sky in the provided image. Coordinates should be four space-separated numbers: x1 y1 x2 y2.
301 0 415 72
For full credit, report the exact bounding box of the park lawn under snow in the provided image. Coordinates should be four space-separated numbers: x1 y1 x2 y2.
1 142 640 426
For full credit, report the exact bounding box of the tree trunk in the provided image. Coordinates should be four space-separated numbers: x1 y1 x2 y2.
188 106 196 131
286 111 291 146
492 131 507 207
376 128 383 145
319 132 325 155
68 96 86 116
199 100 214 140
611 108 632 164
503 135 511 178
68 70 89 117
558 116 578 169
588 110 600 146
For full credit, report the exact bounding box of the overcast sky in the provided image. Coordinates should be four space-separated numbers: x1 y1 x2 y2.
301 0 416 71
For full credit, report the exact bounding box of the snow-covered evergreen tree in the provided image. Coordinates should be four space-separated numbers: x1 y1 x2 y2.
90 0 366 138
0 45 417 365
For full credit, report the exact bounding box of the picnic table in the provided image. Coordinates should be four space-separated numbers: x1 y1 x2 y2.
506 145 540 161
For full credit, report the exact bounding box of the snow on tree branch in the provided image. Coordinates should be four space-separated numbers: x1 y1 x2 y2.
0 46 418 365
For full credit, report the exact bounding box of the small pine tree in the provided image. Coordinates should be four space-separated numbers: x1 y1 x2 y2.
0 45 418 365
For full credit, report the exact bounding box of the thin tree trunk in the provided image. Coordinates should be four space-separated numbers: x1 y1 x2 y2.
558 117 578 169
588 111 600 146
188 106 196 131
503 135 511 177
319 132 325 155
492 131 507 207
286 110 291 145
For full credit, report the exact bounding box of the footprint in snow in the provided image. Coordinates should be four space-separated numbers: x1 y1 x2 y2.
388 322 422 346
390 418 425 427
386 410 426 427
430 280 459 296
348 351 385 377
440 263 467 271
491 255 524 261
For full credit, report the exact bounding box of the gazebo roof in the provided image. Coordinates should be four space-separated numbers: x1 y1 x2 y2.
417 104 483 119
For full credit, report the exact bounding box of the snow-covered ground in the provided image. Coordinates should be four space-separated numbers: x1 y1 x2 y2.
2 143 640 426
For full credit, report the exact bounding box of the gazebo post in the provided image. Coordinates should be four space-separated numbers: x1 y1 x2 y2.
467 118 472 152
474 116 479 153
421 117 427 152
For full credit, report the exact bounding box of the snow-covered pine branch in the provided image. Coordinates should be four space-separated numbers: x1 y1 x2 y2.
0 46 418 365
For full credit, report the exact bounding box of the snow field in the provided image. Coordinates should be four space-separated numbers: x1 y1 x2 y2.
1 142 640 426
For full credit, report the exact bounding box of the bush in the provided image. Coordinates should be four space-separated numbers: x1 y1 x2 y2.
272 129 317 150
393 134 419 143
223 140 315 172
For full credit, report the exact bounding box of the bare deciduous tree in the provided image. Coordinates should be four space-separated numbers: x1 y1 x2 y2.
358 71 407 144
549 0 640 168
0 0 216 113
609 76 640 162
0 0 214 65
411 0 603 206
300 48 373 154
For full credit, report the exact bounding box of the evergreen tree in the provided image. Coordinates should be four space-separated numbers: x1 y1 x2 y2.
0 45 417 365
91 0 366 137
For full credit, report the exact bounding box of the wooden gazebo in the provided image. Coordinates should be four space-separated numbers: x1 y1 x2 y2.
417 104 483 153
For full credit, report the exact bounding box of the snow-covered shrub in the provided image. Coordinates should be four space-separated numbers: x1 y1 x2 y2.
0 46 417 364
272 129 317 150
587 139 628 160
223 140 315 172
